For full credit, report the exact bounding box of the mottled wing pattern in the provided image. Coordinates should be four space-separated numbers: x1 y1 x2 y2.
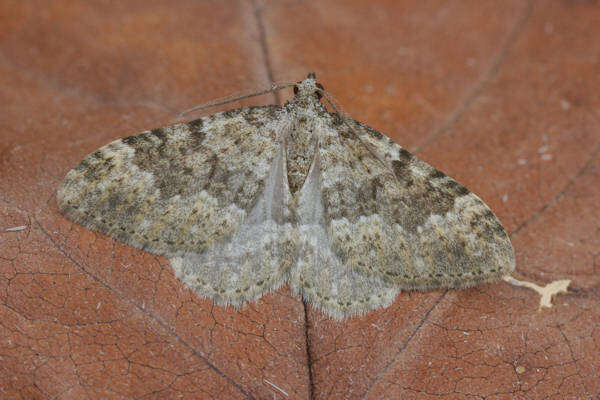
289 119 399 318
171 141 298 306
292 112 515 317
58 105 297 305
328 116 515 291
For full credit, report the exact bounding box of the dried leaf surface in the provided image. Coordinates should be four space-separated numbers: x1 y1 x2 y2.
1 1 598 399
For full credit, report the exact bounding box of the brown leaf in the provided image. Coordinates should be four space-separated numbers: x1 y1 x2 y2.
1 1 598 399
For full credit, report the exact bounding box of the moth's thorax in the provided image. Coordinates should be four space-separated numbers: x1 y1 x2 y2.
286 117 317 195
285 81 328 195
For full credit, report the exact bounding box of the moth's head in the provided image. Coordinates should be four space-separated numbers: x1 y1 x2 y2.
293 72 325 101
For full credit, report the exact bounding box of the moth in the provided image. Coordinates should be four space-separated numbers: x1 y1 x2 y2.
57 73 515 319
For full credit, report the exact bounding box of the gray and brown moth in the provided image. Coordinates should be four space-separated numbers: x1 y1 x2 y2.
57 73 515 319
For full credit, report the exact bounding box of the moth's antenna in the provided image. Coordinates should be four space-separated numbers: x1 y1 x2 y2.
319 88 394 174
318 88 348 118
180 82 295 117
